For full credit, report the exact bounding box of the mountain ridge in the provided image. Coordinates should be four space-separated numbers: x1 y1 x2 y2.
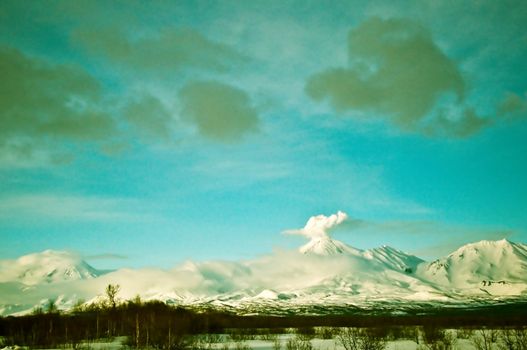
1 238 526 316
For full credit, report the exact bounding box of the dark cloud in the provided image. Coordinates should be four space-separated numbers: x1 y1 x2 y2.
179 80 259 141
72 27 246 73
0 38 256 166
305 17 498 137
0 46 117 164
498 92 527 118
123 95 173 142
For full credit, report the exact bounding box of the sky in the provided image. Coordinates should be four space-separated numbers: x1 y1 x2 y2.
1 0 526 269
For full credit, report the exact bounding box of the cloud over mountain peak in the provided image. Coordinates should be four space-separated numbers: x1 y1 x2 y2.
284 210 348 239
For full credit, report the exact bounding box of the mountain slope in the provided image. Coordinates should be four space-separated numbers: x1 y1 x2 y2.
300 236 362 256
300 235 423 274
0 250 101 285
416 239 527 293
364 245 424 273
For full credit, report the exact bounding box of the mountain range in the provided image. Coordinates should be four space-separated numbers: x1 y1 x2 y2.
1 235 526 316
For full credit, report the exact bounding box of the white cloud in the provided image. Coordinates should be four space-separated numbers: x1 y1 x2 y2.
284 211 348 239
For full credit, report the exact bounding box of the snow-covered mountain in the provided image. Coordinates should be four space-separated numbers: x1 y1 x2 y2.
296 212 423 275
300 234 422 274
417 239 527 294
0 249 102 285
2 238 526 316
288 211 352 256
1 212 527 316
300 235 361 255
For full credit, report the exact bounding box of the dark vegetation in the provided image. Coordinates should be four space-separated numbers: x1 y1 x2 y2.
1 285 527 349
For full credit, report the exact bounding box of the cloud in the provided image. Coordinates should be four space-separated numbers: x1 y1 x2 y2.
192 158 292 185
123 94 174 142
284 211 348 239
305 17 499 137
498 92 527 118
0 194 155 223
84 253 128 261
72 27 246 73
0 46 117 165
179 80 259 141
425 107 492 138
332 217 517 259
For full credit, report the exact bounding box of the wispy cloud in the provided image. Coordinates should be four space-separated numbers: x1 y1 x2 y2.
410 229 516 259
192 158 292 185
84 253 128 261
333 217 517 259
72 27 247 74
0 194 157 223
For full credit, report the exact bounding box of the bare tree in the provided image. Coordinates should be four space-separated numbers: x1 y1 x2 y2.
337 328 361 350
105 284 120 309
46 298 58 314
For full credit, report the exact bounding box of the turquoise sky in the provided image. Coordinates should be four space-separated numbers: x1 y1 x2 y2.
1 0 526 269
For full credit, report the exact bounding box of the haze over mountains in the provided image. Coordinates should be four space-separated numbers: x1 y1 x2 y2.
1 212 526 316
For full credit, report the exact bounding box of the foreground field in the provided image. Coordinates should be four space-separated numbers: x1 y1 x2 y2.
2 328 527 350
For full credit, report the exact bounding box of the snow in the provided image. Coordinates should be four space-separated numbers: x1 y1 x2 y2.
2 332 488 350
417 239 527 292
0 212 526 316
255 289 279 299
364 246 423 272
0 250 101 285
299 236 362 256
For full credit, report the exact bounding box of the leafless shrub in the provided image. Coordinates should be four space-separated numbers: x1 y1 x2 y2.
233 343 252 350
259 334 278 342
228 331 252 343
472 329 498 350
386 326 418 342
258 331 278 341
456 328 474 339
315 327 337 340
296 327 316 341
420 326 456 350
286 336 312 350
337 327 386 350
498 328 527 350
515 328 527 350
499 329 517 350
273 338 282 350
189 334 223 350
